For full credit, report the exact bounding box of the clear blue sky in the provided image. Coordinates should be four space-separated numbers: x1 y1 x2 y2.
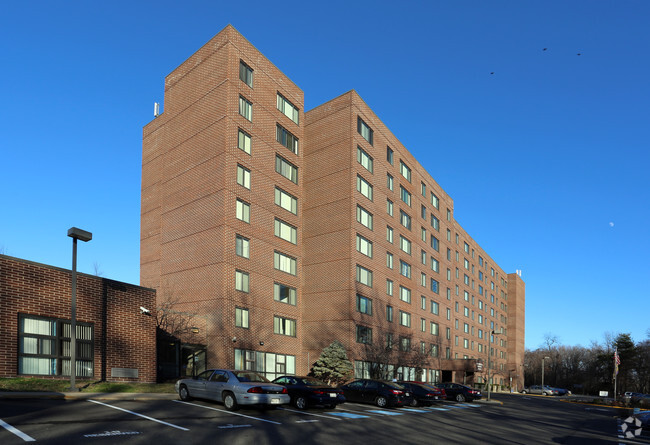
1 1 648 350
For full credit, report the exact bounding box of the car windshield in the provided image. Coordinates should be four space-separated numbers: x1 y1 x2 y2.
302 377 328 386
233 371 270 383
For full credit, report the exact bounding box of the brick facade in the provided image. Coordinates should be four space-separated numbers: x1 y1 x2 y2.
0 254 157 382
142 25 525 387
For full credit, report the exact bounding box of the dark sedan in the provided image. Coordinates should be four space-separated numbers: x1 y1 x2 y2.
339 379 413 408
435 382 482 402
397 381 444 406
272 375 345 409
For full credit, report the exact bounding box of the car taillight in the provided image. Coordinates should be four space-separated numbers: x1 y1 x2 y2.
470 390 479 394
281 387 288 394
247 387 264 393
426 393 434 397
313 390 325 395
390 390 403 395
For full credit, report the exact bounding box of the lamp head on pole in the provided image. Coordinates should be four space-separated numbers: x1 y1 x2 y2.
68 227 92 242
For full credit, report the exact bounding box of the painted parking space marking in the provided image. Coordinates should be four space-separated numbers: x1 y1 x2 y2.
278 407 342 420
398 408 430 413
366 410 403 416
88 400 189 431
327 412 369 419
0 418 36 442
428 407 451 411
173 400 282 425
218 424 252 429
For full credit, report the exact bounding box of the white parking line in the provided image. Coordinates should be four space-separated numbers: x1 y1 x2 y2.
88 400 189 431
334 406 388 416
278 407 342 420
172 400 282 425
0 418 36 442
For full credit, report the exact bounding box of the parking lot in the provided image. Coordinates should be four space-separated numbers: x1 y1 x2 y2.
0 394 639 444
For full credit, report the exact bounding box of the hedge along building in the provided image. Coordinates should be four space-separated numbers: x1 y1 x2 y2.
141 25 525 388
0 254 157 382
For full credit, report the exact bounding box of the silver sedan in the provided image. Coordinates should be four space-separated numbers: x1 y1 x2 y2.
175 369 290 410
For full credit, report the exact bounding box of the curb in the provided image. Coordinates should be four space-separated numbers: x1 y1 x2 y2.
0 392 178 401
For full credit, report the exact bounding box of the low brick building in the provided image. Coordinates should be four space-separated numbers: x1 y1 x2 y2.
0 254 157 382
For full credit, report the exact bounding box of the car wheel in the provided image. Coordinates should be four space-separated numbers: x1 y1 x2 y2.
179 384 192 401
223 392 239 411
455 393 466 402
542 392 548 396
294 396 308 410
410 398 419 407
376 396 388 408
521 390 527 394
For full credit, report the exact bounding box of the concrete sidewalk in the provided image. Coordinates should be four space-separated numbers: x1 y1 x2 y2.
0 391 178 401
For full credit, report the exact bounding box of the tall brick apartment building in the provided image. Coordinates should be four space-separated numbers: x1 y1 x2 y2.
142 25 525 389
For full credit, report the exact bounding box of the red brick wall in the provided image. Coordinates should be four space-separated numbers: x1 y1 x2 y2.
0 255 157 382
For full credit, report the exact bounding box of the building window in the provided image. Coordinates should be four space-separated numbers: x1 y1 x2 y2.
386 279 393 296
357 117 373 145
400 186 411 206
400 210 412 230
387 146 394 165
18 315 93 377
239 61 253 87
357 146 373 173
356 325 372 344
430 344 439 358
238 129 251 154
274 283 297 305
276 124 299 155
400 161 411 182
400 260 411 278
386 226 393 243
274 316 297 337
399 236 411 255
386 305 394 322
421 204 427 220
421 319 427 333
447 208 452 221
234 349 296 381
386 252 393 269
237 165 251 189
387 174 394 191
356 234 373 258
431 257 439 273
431 215 440 231
235 235 250 258
387 199 393 216
274 218 297 244
275 187 297 215
431 278 439 294
399 286 411 303
430 192 439 209
421 250 427 266
276 155 298 184
386 333 394 350
431 236 439 252
356 175 373 201
399 311 411 327
236 199 250 223
421 182 426 197
239 96 252 121
356 205 373 230
430 322 439 336
235 270 249 292
356 264 373 287
277 93 299 125
400 337 411 352
274 251 297 276
431 301 439 315
235 307 249 328
357 294 372 315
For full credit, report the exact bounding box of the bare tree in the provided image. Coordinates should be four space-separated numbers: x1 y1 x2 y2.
93 261 103 277
156 293 198 339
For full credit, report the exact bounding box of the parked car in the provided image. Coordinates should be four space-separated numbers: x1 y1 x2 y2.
175 369 290 410
435 382 482 402
553 387 569 396
397 381 444 406
339 379 414 408
521 385 559 396
272 375 345 409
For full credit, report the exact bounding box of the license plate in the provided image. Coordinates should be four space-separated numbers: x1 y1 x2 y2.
329 393 336 398
271 398 280 404
405 393 410 396
434 396 439 400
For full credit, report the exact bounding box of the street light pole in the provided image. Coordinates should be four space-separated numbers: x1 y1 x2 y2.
67 227 92 392
486 330 500 401
541 356 550 393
